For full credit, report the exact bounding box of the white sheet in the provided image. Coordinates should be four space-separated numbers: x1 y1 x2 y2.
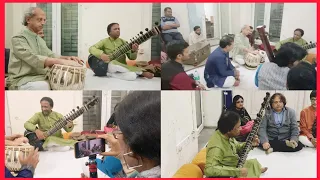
84 70 161 90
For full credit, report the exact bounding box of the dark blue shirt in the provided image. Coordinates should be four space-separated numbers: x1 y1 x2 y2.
5 166 33 178
204 47 235 87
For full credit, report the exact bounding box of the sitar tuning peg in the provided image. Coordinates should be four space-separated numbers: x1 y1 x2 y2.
93 95 96 98
77 106 80 109
140 31 143 35
145 28 149 31
73 109 75 112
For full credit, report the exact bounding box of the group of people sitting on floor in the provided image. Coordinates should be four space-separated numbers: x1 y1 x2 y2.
6 7 158 90
205 91 317 178
160 6 206 62
5 91 161 178
161 24 316 90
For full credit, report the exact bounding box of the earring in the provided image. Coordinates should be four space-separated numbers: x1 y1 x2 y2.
123 152 143 170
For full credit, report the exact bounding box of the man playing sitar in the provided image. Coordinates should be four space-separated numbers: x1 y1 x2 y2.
24 97 77 151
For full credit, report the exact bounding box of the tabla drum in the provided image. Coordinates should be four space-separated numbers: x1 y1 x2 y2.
5 145 34 172
244 52 262 70
259 50 267 63
47 64 86 90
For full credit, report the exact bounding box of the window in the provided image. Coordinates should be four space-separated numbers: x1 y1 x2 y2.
61 4 78 56
36 3 79 55
254 3 265 28
82 91 102 131
253 3 284 42
269 3 284 42
110 91 128 114
37 3 53 50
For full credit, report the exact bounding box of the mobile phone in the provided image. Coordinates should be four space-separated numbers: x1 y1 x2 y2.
74 138 106 159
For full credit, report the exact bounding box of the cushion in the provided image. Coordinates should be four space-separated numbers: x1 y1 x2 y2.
173 163 203 178
192 148 207 172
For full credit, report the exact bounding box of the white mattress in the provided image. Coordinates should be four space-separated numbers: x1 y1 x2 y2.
34 146 111 178
84 70 161 90
247 148 316 178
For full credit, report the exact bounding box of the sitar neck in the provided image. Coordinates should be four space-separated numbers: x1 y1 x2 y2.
301 42 316 50
45 107 86 137
109 30 154 60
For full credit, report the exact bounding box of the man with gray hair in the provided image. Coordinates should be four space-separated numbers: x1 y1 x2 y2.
231 25 258 65
6 7 83 90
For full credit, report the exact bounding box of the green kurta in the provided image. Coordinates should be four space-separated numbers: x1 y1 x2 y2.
24 111 76 148
204 130 262 178
89 37 143 72
6 28 57 90
275 37 308 50
231 33 251 58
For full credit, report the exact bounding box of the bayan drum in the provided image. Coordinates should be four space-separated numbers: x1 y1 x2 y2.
5 145 34 172
47 64 86 90
244 52 262 70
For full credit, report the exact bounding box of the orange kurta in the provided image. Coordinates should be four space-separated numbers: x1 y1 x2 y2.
299 106 316 139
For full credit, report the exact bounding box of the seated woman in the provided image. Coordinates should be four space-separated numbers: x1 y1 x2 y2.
228 95 253 142
205 111 267 178
255 42 307 90
83 91 161 178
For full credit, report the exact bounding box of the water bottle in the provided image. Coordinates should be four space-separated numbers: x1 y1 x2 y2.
194 70 200 81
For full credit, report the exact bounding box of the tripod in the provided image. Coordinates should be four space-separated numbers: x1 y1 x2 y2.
85 154 98 178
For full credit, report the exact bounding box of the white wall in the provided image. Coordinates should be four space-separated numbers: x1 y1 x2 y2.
5 91 84 135
161 3 190 41
280 3 316 53
161 91 198 178
78 3 153 61
5 3 34 48
202 90 222 127
5 3 153 61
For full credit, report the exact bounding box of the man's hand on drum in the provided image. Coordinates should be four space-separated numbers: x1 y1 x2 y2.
66 56 84 65
62 60 83 67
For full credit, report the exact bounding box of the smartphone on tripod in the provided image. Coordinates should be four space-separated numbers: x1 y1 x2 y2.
74 138 106 159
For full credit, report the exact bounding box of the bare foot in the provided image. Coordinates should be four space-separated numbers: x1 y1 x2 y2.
233 80 240 86
142 72 154 79
261 167 268 173
266 148 273 154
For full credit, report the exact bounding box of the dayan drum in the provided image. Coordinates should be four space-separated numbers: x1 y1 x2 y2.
244 51 265 70
183 40 211 66
47 64 86 90
5 145 34 172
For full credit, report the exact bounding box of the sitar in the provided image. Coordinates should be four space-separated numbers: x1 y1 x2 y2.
237 92 271 168
256 25 275 62
24 97 99 151
88 22 162 76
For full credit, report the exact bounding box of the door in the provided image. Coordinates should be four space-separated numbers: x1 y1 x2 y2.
187 4 206 38
193 91 204 136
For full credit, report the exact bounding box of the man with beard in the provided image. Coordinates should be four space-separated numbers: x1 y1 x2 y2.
88 23 154 80
24 97 77 151
188 26 205 45
6 7 83 90
160 7 185 44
